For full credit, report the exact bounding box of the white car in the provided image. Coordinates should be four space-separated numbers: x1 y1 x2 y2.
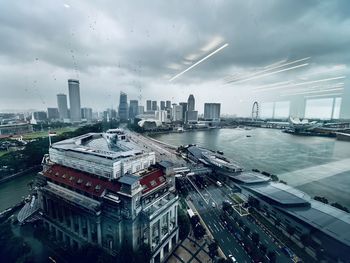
212 202 216 208
228 254 237 262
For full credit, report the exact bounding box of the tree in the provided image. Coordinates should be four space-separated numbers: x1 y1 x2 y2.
208 241 218 258
193 224 206 239
314 196 328 204
331 202 349 213
190 215 200 226
267 251 276 263
178 208 190 240
252 232 260 245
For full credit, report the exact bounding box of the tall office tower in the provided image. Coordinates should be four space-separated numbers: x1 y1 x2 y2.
204 103 221 121
187 94 195 111
186 111 198 123
138 105 144 115
57 94 69 120
81 107 93 122
47 108 59 120
166 100 171 109
146 100 152 112
155 110 167 123
160 101 166 110
172 104 183 122
118 92 128 121
179 102 187 122
152 101 157 111
68 79 81 123
129 100 139 119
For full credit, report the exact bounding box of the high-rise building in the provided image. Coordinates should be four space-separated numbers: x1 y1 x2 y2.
57 94 69 120
129 100 139 119
138 106 144 115
155 110 167 123
146 100 152 112
186 110 198 123
204 103 221 121
187 94 195 111
47 108 59 121
160 101 166 110
166 100 171 109
118 92 128 121
81 107 93 122
172 104 183 122
33 111 47 122
152 101 157 111
179 102 187 122
68 79 81 123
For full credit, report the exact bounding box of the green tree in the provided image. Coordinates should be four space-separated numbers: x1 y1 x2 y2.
208 241 218 258
178 208 190 240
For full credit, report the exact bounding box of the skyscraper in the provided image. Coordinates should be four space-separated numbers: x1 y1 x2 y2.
204 103 221 121
172 104 183 122
118 92 128 121
81 107 93 122
166 100 171 109
187 94 195 111
47 107 59 120
179 102 187 122
160 101 166 110
57 94 68 120
68 79 81 123
146 100 152 112
129 100 139 119
152 101 157 111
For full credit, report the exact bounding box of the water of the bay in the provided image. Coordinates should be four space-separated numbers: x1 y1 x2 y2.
150 128 350 207
0 173 36 211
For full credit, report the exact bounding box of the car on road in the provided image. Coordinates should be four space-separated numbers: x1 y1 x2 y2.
212 202 216 208
228 254 237 262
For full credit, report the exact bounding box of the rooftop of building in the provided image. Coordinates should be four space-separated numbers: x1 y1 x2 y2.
230 171 271 184
51 132 143 160
243 182 310 207
242 181 350 247
43 164 166 197
281 200 350 247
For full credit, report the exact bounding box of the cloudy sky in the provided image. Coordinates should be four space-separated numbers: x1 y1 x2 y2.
0 0 349 116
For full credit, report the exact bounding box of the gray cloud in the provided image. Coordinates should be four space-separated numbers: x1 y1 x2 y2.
0 0 349 116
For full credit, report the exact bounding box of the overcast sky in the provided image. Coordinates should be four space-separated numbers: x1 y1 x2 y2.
0 0 349 116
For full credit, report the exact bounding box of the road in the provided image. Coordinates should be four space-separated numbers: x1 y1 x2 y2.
128 129 292 262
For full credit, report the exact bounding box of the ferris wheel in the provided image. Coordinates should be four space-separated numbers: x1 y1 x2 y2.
252 101 259 121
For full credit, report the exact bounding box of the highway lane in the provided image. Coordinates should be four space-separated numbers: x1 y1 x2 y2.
201 183 292 263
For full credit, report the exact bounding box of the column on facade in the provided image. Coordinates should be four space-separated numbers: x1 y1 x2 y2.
97 217 102 245
78 215 83 237
69 209 74 232
87 218 92 242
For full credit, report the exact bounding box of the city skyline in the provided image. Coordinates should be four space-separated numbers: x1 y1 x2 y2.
0 1 349 118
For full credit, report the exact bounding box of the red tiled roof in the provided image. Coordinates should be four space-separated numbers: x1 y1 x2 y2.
44 164 166 197
44 164 121 197
140 169 166 194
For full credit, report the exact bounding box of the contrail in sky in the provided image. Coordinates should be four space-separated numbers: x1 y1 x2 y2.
169 43 229 82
